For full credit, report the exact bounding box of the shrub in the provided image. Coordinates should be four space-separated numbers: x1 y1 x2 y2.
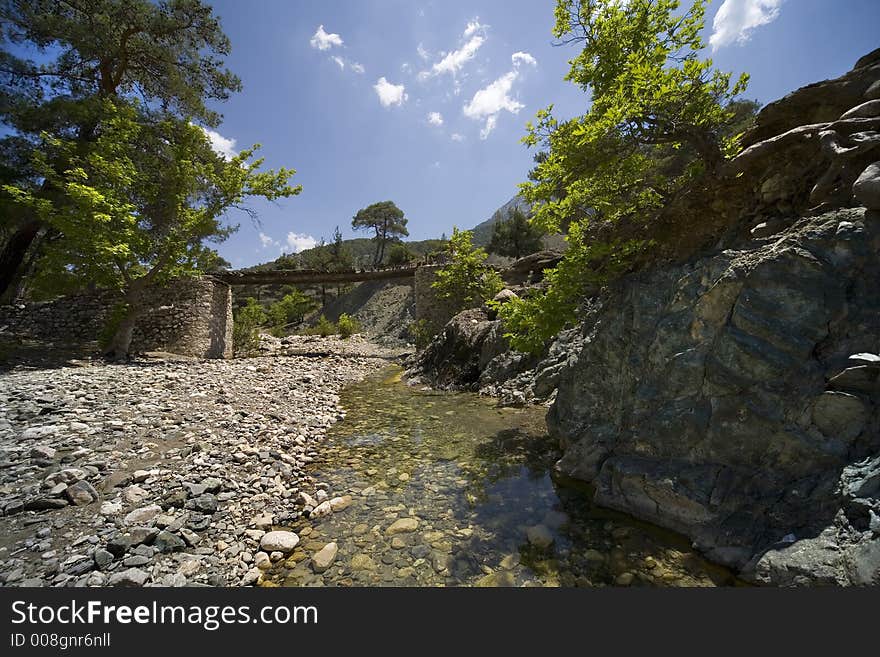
407 318 435 350
337 313 360 338
233 297 267 355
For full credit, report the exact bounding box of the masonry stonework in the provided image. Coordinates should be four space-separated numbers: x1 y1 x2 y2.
0 277 233 359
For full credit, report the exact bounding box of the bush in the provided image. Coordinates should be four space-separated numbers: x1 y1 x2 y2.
337 313 360 338
407 318 435 350
432 227 503 313
233 297 267 355
301 315 337 337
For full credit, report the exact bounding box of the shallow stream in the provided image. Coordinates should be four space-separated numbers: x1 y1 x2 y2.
275 366 736 587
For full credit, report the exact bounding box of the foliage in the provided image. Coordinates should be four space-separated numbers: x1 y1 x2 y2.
351 200 409 266
407 318 435 350
267 289 316 332
0 0 241 128
487 206 545 259
387 242 415 267
2 99 301 357
301 315 337 338
337 313 360 338
500 0 751 352
497 224 648 353
233 297 266 354
432 227 503 314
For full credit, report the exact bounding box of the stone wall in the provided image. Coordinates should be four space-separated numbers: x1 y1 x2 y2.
0 277 232 359
413 265 468 338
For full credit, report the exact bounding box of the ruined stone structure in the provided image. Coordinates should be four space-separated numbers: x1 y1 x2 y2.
0 277 233 359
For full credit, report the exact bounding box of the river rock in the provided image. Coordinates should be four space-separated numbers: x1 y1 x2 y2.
329 495 352 512
65 480 98 506
311 542 338 573
526 524 554 549
124 504 162 525
260 531 300 553
108 568 150 587
385 517 419 535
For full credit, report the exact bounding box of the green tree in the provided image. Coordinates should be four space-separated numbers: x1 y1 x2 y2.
386 242 415 267
233 297 266 354
0 0 242 298
432 227 503 313
268 289 316 332
487 206 545 259
351 200 409 266
3 100 301 359
499 0 750 353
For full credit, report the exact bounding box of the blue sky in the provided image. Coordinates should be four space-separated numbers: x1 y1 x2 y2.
195 1 878 267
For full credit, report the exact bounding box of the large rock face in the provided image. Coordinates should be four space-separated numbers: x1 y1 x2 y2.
549 208 880 583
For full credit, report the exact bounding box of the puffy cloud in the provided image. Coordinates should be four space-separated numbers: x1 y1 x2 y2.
310 24 343 50
331 55 345 70
373 77 408 107
417 43 431 61
462 52 536 139
285 232 318 253
259 232 278 249
419 19 487 82
450 132 465 142
427 111 444 126
463 18 485 39
710 0 782 51
202 127 238 160
511 51 537 68
350 61 365 74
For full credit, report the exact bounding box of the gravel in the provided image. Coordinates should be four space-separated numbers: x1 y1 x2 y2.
0 348 386 587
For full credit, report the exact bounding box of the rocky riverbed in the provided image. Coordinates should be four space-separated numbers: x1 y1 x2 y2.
0 346 387 587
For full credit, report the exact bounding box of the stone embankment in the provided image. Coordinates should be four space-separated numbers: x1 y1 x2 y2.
0 344 386 587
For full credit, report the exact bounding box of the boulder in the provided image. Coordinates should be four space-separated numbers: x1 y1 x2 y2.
853 162 880 210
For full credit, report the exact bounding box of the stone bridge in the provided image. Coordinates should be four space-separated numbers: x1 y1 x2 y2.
211 265 420 287
0 264 447 360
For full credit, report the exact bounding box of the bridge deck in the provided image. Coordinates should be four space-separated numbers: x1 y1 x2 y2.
210 266 421 286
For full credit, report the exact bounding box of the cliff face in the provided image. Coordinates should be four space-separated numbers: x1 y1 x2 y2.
549 52 880 585
550 208 879 584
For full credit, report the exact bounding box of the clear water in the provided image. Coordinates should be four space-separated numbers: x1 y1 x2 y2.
272 366 736 587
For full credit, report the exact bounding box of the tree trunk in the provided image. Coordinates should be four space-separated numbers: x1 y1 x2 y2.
106 284 146 361
108 310 138 362
0 219 43 300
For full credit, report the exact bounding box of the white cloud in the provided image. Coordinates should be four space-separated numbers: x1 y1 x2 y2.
419 20 487 83
259 232 278 249
417 43 430 61
427 111 444 126
310 24 343 50
373 77 408 107
710 0 782 51
202 127 238 160
285 232 318 253
512 51 537 68
462 52 536 139
331 55 345 70
350 61 365 74
450 132 464 142
463 18 485 39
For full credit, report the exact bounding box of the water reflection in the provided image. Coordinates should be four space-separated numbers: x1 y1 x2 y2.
271 366 736 587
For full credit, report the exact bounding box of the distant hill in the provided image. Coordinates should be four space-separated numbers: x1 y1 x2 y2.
242 191 539 275
470 195 532 247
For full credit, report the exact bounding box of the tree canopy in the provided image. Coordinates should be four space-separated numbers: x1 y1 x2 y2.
432 227 502 313
498 0 753 354
487 206 545 259
351 200 409 266
3 99 300 357
0 0 242 300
